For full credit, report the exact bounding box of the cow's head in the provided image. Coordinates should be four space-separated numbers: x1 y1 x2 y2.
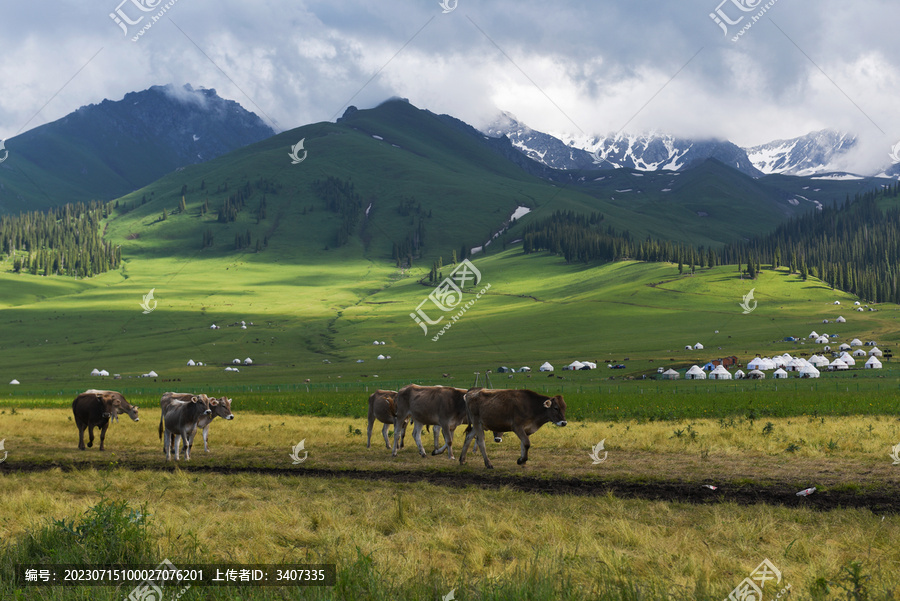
543 395 567 427
99 393 139 422
209 396 234 420
192 395 213 415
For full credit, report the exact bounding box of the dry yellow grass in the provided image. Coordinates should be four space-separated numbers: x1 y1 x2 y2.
1 468 899 596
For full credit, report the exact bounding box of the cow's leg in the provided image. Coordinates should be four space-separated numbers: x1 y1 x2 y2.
474 423 492 469
182 433 191 460
77 421 87 450
432 424 456 459
412 421 427 457
381 423 391 449
391 414 406 457
165 431 173 461
433 425 442 453
514 426 531 465
87 425 95 448
98 422 109 451
399 417 408 448
203 424 211 453
366 416 375 448
459 425 474 465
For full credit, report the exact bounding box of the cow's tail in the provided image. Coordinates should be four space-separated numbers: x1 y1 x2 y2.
158 415 164 440
462 388 477 434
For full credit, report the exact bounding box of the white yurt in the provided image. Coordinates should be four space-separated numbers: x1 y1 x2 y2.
684 345 693 350
839 353 856 366
772 356 787 369
854 301 861 305
838 343 851 351
834 301 841 305
808 355 830 367
747 357 767 370
865 356 883 369
581 361 597 370
373 340 380 345
147 370 158 377
734 369 746 379
822 319 830 324
748 369 766 379
518 367 531 373
823 346 832 352
772 368 789 379
808 331 819 339
232 358 241 364
816 336 829 344
187 359 196 366
377 354 386 360
685 365 707 380
209 324 218 329
90 368 101 376
828 359 848 371
869 347 883 357
9 379 19 385
694 343 704 350
836 316 846 323
857 307 865 312
709 365 733 380
786 358 806 372
99 370 110 377
852 349 866 357
850 338 863 346
661 368 680 380
244 357 253 365
564 361 585 371
225 367 234 372
539 362 554 372
799 364 821 378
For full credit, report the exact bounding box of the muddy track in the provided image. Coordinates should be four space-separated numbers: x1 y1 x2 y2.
4 461 900 513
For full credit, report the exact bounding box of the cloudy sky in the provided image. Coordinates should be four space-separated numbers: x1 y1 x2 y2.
1 0 898 171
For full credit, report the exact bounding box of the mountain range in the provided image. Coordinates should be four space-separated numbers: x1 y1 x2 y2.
483 111 888 180
0 84 273 213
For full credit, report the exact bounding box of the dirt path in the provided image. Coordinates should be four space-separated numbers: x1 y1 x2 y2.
4 460 900 513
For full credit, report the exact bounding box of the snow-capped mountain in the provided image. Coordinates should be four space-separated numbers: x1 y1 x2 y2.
745 130 857 176
484 112 763 177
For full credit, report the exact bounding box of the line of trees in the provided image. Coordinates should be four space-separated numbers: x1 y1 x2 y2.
0 201 120 277
312 176 363 247
525 188 900 304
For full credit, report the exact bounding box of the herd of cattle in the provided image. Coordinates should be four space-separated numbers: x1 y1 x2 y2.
71 385 567 468
368 385 567 468
71 389 233 461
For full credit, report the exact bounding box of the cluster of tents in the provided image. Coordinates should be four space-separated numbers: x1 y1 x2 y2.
661 346 883 380
495 361 598 374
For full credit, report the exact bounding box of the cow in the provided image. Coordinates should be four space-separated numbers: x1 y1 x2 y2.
72 389 140 451
160 394 234 457
392 385 469 459
158 394 212 461
459 388 567 469
367 390 411 449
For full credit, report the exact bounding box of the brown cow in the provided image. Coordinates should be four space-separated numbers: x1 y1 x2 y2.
72 389 140 451
159 393 234 457
158 394 212 461
459 388 566 468
392 385 469 459
367 390 409 449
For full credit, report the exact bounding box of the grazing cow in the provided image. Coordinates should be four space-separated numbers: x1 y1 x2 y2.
367 390 409 449
158 394 212 461
160 394 235 457
392 385 469 459
460 388 567 468
72 389 140 451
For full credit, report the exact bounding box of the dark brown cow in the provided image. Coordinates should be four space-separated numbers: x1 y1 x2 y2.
158 394 212 461
367 390 410 449
392 385 468 459
72 389 140 451
459 388 566 468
